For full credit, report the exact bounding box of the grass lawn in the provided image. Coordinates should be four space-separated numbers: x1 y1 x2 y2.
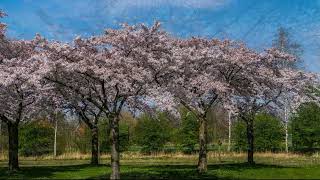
1 152 320 179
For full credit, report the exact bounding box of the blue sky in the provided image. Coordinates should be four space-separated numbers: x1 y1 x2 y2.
1 0 320 71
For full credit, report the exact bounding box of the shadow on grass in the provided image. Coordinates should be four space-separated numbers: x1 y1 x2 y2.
208 162 291 171
0 164 103 179
91 163 290 179
0 163 292 179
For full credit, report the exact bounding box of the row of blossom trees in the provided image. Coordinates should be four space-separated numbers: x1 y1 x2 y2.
0 11 317 179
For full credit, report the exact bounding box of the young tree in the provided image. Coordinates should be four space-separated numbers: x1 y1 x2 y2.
272 26 304 153
38 103 65 158
36 22 171 179
53 113 58 157
227 111 233 152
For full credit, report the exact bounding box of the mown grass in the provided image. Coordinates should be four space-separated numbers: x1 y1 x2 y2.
1 152 320 179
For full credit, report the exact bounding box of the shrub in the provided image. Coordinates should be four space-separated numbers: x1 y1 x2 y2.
19 121 54 156
254 113 284 152
134 112 171 154
178 108 199 154
232 120 247 152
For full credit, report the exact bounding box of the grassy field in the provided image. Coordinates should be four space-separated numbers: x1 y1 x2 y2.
1 152 320 179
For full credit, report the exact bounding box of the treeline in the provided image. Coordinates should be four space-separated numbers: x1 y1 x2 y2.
0 106 226 156
1 102 319 156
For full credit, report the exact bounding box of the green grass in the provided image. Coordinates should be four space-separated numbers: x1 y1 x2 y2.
1 153 320 179
2 163 320 179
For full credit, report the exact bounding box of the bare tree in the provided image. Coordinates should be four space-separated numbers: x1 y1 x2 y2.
273 26 304 153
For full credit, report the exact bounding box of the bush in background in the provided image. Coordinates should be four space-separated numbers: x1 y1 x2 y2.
233 113 284 152
134 112 172 154
19 121 54 156
177 108 199 154
291 102 320 153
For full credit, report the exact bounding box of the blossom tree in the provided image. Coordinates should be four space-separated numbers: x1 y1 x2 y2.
50 76 104 164
36 22 171 179
152 35 316 171
36 40 107 165
226 48 315 164
0 11 45 172
164 38 229 173
152 38 265 173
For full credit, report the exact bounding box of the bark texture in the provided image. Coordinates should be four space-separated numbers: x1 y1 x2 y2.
110 116 120 179
8 123 19 172
197 118 208 173
91 126 99 165
246 117 255 164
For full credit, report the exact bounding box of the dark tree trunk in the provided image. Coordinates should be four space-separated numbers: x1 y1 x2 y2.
110 116 120 180
246 117 255 164
91 126 99 165
197 117 208 173
8 123 19 172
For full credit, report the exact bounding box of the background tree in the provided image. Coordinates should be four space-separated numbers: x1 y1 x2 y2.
272 26 303 69
291 102 320 153
177 107 199 154
134 112 172 154
233 120 247 152
272 26 304 153
228 47 312 164
254 113 284 152
233 113 284 152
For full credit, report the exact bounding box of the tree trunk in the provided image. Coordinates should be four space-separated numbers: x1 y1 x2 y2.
54 118 58 158
91 125 99 165
285 122 288 153
228 111 231 152
284 104 289 153
0 121 2 157
110 116 120 179
8 123 19 172
197 117 208 173
246 118 255 164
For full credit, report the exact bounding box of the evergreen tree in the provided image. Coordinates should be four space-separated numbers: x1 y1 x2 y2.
291 102 320 153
